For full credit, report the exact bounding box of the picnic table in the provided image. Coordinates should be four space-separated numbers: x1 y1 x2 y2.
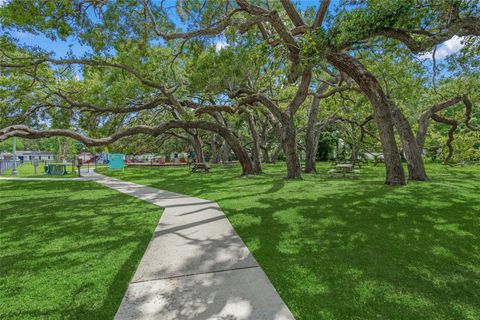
351 159 365 169
191 162 210 173
329 163 353 177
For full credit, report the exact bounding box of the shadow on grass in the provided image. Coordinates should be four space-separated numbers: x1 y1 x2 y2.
97 163 480 319
0 180 162 320
229 188 480 319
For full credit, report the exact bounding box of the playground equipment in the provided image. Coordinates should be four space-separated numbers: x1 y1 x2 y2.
109 153 125 171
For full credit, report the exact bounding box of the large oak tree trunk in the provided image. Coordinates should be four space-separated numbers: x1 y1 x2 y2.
389 104 428 181
416 115 430 151
282 121 302 179
256 115 272 163
191 133 205 163
220 140 230 163
416 100 467 165
210 133 219 163
305 94 322 173
247 112 262 174
270 144 282 163
173 121 255 176
263 109 301 178
224 135 255 176
350 123 357 163
260 146 271 163
305 78 340 173
326 51 406 185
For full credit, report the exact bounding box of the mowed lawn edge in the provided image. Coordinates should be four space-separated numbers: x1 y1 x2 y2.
97 162 480 320
0 180 163 320
1 163 78 178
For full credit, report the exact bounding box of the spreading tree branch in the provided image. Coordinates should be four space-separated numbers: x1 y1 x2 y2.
416 95 479 163
279 0 305 27
312 0 331 29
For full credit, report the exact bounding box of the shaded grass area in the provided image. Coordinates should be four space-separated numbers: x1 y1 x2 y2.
0 180 162 320
98 162 480 320
2 163 77 178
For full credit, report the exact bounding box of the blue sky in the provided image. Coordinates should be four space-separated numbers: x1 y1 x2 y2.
1 0 339 58
0 0 464 61
9 31 92 57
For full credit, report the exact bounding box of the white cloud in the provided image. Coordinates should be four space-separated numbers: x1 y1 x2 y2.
215 40 228 52
419 36 466 60
0 0 7 7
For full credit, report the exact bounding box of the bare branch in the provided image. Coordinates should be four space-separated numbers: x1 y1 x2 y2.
280 0 305 27
238 93 286 123
340 17 480 52
312 0 331 29
463 95 480 131
416 95 478 163
0 120 236 146
142 0 241 40
287 67 312 116
431 113 458 164
53 91 166 114
236 0 301 82
1 58 166 90
311 81 354 99
164 130 189 141
416 96 463 148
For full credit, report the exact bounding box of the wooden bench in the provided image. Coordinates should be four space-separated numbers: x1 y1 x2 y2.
191 162 210 173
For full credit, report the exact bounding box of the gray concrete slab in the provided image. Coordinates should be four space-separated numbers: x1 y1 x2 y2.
115 267 294 320
131 204 257 282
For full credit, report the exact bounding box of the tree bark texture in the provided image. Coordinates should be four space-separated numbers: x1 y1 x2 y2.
326 51 406 185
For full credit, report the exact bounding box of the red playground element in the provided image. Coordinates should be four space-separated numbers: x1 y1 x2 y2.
78 153 98 164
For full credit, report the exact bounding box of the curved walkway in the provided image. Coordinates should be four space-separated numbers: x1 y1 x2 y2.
1 171 294 319
80 170 295 320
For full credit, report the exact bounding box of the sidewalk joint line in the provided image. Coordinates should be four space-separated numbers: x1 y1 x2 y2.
130 265 260 284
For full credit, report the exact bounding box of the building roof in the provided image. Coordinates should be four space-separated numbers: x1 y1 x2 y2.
16 150 55 155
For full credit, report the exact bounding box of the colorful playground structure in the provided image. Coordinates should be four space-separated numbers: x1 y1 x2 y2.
125 152 191 166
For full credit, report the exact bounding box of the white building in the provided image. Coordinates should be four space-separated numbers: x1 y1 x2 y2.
1 151 56 161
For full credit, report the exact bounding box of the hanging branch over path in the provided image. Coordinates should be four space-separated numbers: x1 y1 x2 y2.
0 120 255 175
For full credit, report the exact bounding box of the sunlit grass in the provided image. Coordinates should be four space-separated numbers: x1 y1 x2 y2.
0 180 163 320
97 162 480 320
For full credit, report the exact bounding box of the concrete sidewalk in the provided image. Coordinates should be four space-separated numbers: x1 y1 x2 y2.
81 171 295 320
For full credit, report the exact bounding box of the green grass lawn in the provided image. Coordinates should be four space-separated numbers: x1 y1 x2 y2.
2 162 78 178
97 162 480 320
0 180 163 320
